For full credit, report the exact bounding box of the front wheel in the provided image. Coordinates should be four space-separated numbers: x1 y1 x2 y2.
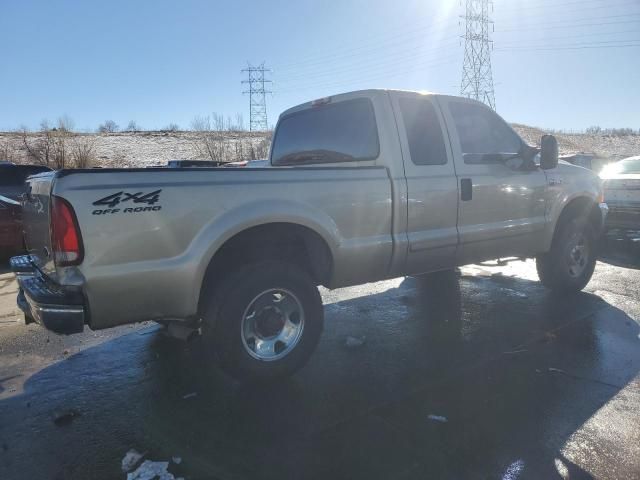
536 217 597 292
200 260 324 382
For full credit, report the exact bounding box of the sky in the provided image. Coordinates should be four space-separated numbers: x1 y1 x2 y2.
1 0 638 132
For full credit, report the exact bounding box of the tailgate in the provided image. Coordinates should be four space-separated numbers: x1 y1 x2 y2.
22 172 57 278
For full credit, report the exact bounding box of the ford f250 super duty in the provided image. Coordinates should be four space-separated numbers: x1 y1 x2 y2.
11 90 608 381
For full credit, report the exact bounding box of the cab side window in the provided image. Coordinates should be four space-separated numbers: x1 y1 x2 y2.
399 97 448 166
449 102 522 164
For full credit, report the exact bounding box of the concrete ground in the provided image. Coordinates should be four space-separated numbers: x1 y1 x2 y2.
0 235 639 480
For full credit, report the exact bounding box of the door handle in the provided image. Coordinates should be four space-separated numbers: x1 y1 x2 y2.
461 178 472 201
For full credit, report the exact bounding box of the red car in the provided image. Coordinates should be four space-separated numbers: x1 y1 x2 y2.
0 194 22 258
0 163 52 259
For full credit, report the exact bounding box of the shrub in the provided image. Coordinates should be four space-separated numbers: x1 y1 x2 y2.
161 123 180 132
98 120 119 133
125 120 141 132
70 136 96 168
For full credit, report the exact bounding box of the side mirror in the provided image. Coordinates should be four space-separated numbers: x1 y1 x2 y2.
540 134 558 170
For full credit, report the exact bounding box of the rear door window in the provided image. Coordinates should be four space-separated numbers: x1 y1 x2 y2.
448 101 522 164
399 97 448 166
271 98 379 165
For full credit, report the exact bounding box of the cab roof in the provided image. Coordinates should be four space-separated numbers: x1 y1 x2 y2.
279 89 478 119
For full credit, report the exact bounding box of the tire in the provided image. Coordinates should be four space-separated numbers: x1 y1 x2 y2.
536 217 597 293
200 260 323 382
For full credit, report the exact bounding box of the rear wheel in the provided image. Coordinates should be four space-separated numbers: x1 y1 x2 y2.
200 260 323 382
536 217 597 292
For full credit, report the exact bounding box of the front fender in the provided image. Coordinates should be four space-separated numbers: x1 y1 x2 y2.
543 165 601 250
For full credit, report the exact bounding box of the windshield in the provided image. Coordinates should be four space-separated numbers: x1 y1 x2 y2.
601 157 640 177
616 158 640 174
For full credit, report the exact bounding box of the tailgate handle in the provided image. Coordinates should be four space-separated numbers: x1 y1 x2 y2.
461 178 473 201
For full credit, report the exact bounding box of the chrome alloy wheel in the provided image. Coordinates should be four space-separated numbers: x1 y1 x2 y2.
241 289 305 361
566 231 589 278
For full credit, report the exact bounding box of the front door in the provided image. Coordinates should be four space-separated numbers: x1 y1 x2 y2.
390 92 459 274
437 97 548 265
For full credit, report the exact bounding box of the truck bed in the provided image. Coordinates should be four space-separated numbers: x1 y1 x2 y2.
23 166 395 329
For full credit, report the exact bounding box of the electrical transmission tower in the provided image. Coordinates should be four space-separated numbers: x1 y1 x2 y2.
460 0 496 110
241 62 272 131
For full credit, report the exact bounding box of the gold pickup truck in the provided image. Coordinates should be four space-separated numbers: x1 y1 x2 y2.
11 89 607 382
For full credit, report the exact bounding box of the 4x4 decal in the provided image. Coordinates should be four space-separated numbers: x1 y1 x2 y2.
92 190 162 215
93 190 161 208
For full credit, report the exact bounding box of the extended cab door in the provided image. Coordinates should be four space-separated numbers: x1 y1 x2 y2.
437 97 548 264
390 92 459 273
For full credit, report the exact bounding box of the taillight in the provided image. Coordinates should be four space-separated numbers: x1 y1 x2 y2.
51 196 84 266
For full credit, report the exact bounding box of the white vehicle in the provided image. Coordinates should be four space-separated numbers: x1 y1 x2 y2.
600 155 640 230
12 89 607 381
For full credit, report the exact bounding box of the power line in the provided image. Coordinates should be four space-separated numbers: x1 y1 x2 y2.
500 38 640 48
271 0 637 102
276 34 637 96
241 63 272 131
496 17 640 33
496 42 640 52
275 32 460 76
277 57 459 95
276 39 460 84
497 0 639 13
274 17 460 72
460 0 496 110
276 10 638 78
498 29 640 45
275 21 638 91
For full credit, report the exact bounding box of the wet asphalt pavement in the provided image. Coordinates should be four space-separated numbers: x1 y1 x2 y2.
0 235 639 480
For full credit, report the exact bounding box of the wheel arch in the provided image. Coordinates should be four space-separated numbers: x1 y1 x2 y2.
548 195 602 249
197 221 334 315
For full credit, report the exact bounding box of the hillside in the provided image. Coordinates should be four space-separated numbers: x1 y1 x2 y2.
0 130 271 168
511 124 640 160
1 125 638 168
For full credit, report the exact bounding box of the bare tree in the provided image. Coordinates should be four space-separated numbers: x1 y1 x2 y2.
69 135 96 168
21 125 53 167
57 114 75 133
125 120 141 132
255 132 272 159
234 137 246 161
190 115 227 162
235 113 245 131
190 115 208 132
20 116 77 169
98 120 119 133
161 123 179 132
0 139 17 162
191 113 269 163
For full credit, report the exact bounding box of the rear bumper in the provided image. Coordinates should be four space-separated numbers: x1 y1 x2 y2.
11 255 86 334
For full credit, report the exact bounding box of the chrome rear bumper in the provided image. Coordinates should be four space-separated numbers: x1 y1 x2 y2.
11 255 86 335
605 201 639 230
